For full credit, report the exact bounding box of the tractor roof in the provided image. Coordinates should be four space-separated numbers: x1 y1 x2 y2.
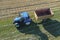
21 12 29 18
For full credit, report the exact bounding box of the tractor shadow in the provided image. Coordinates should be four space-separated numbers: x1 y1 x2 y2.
16 21 48 40
42 19 60 37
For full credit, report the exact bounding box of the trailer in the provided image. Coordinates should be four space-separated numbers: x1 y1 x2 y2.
34 8 54 22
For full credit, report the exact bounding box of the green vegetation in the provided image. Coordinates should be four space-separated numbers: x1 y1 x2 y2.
0 9 60 40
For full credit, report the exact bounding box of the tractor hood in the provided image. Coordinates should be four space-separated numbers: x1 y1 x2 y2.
14 17 21 22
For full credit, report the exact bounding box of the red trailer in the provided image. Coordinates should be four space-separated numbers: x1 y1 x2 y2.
34 8 54 22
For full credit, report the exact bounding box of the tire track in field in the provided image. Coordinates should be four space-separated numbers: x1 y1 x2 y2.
0 0 59 9
0 1 60 17
0 5 60 19
0 1 60 10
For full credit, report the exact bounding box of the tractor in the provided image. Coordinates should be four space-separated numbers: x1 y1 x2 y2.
13 12 31 27
13 8 54 27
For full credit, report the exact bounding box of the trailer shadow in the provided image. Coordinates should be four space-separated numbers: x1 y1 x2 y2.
16 21 48 40
42 19 60 37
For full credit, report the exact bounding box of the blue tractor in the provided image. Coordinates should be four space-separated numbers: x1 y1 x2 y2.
13 12 31 27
